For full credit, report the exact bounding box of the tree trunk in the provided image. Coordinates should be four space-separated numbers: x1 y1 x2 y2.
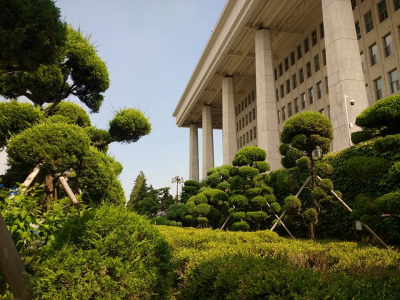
309 223 316 241
59 176 80 208
44 175 54 211
0 214 32 299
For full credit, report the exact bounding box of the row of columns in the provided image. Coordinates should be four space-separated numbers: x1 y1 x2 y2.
189 0 368 181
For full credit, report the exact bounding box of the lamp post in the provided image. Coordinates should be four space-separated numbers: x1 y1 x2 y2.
171 175 184 203
343 95 354 146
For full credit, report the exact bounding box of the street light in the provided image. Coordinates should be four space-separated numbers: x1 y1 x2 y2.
344 95 354 146
171 175 184 203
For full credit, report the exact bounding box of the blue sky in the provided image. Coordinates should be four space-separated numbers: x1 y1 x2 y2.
50 0 227 198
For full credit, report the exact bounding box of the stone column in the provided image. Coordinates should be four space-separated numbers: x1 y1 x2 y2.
202 105 214 179
222 76 237 165
255 29 281 170
189 124 199 181
322 0 369 151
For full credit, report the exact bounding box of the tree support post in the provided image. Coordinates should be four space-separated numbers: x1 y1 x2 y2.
270 176 311 232
316 176 388 249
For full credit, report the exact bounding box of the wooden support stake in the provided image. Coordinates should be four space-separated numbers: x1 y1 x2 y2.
266 202 295 239
270 176 311 232
20 165 41 194
220 215 231 230
316 176 388 249
0 214 32 299
59 176 80 208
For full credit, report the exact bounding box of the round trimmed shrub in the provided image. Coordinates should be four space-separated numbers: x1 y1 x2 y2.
374 134 400 152
375 191 400 214
303 208 318 223
205 172 221 187
270 202 281 213
253 161 270 173
31 205 172 299
231 220 250 231
48 102 91 127
232 146 266 166
184 180 201 188
311 187 327 201
238 166 259 178
296 156 311 170
347 156 391 180
197 217 208 225
229 194 249 209
351 130 375 144
279 143 290 156
318 179 333 192
250 196 267 209
314 163 333 177
230 211 246 222
284 196 301 213
216 182 230 192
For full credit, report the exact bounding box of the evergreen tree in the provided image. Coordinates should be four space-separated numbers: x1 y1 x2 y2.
127 171 148 212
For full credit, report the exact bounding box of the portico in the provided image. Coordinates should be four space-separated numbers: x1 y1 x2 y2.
174 0 375 180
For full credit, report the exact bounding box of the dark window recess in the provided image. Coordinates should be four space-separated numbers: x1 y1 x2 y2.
355 21 361 40
290 52 295 66
306 62 312 78
378 1 388 23
299 68 304 84
297 45 302 59
279 64 283 76
351 0 357 10
286 79 290 94
274 69 277 81
314 55 320 72
312 30 318 46
322 49 327 66
365 11 374 33
304 37 310 53
370 44 378 66
285 57 289 71
395 0 400 11
320 23 324 39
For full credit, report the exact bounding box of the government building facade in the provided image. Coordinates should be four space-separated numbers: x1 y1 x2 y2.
173 0 400 181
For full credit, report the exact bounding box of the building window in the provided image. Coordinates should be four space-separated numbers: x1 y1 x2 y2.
292 74 297 89
395 0 400 11
285 57 289 71
378 1 388 23
351 0 357 10
314 55 320 72
252 90 255 102
389 69 400 93
325 77 329 94
274 69 277 81
279 63 283 76
242 118 244 128
365 11 374 33
239 121 241 130
375 77 384 100
355 21 361 40
317 81 322 99
320 23 324 39
241 101 244 111
370 43 378 65
288 102 292 117
253 108 256 119
384 33 393 57
246 115 248 125
280 84 284 98
297 45 302 59
235 107 238 116
246 132 249 143
306 61 312 78
249 111 252 122
360 52 365 71
290 51 295 66
250 129 253 141
240 137 242 147
236 122 238 132
301 93 306 109
304 37 310 53
319 108 325 116
254 127 257 138
277 110 280 123
309 87 314 104
322 49 326 66
299 68 304 83
312 30 318 46
282 106 286 121
286 79 291 94
275 89 279 102
294 98 299 113
245 97 248 108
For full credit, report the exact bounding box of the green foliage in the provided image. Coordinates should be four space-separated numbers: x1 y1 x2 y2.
318 179 333 192
231 220 250 231
139 197 159 218
108 108 151 144
232 146 266 166
296 156 311 170
0 101 43 148
284 196 301 213
47 102 91 127
351 130 375 144
216 182 230 192
150 216 170 225
230 211 246 222
374 134 400 152
270 202 281 213
250 196 267 209
246 211 268 222
238 166 259 178
356 94 400 135
75 147 125 205
375 191 400 215
311 187 327 201
127 171 148 211
303 208 318 223
281 111 333 154
180 180 201 204
0 0 67 71
159 226 400 300
30 205 172 299
194 203 211 216
389 162 400 182
275 172 299 195
7 122 90 175
229 194 248 210
204 172 221 188
347 156 391 180
253 161 270 173
314 162 333 177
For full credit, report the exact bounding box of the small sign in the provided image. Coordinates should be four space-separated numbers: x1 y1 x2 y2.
355 221 362 230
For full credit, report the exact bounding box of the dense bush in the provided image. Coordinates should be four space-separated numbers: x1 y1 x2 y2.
29 205 172 299
159 226 400 300
47 102 91 127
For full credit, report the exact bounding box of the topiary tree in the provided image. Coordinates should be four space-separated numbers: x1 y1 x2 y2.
180 180 202 204
0 0 67 72
279 111 335 240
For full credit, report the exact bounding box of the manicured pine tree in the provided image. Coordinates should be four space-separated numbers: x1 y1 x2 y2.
127 171 148 212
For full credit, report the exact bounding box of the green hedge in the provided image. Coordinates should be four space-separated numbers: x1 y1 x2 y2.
270 138 400 242
159 226 400 300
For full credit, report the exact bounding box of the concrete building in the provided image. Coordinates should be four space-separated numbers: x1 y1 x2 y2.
173 0 400 181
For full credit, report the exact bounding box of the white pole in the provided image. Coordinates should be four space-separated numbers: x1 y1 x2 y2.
343 95 352 146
